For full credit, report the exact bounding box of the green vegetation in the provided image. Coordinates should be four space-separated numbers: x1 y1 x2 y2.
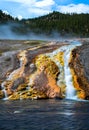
0 10 89 37
0 10 17 24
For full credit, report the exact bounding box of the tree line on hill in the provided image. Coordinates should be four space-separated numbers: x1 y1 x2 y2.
0 10 89 37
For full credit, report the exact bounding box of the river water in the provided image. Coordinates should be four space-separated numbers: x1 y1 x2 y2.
0 99 89 130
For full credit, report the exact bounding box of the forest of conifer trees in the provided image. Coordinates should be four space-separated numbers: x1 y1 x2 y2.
0 10 89 37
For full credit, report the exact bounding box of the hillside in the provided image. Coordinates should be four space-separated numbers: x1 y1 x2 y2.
0 10 16 24
0 10 89 37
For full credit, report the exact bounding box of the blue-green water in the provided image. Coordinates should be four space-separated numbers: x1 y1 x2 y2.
0 99 89 130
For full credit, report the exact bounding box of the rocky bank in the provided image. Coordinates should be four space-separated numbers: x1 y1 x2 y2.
0 39 89 100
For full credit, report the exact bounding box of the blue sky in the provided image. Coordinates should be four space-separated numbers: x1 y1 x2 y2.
0 0 89 19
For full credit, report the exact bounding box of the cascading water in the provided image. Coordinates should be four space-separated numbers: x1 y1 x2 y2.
64 42 81 99
0 41 82 100
7 50 27 80
1 82 8 100
0 51 18 100
64 45 77 99
46 42 81 100
1 50 27 100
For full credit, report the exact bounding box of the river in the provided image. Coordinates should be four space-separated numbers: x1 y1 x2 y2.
0 99 89 130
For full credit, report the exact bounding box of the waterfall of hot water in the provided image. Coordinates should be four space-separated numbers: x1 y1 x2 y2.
1 41 82 100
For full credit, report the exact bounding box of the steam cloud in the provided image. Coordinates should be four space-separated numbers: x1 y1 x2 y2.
0 23 73 41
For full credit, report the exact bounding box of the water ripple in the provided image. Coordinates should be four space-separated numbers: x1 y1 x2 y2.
0 99 89 130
